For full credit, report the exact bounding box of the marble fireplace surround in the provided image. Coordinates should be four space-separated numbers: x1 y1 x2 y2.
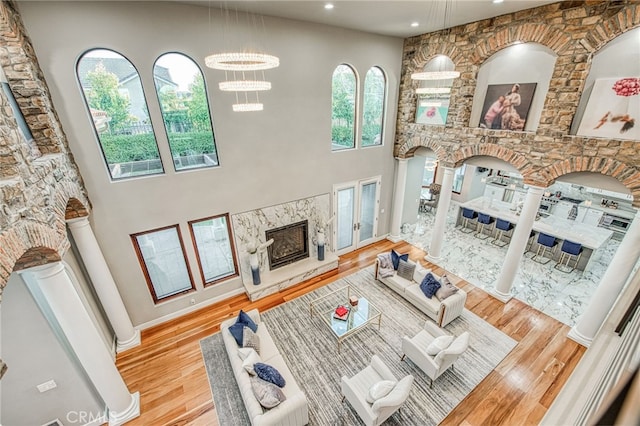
231 194 339 301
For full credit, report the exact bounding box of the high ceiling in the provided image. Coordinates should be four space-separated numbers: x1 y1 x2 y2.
188 1 559 38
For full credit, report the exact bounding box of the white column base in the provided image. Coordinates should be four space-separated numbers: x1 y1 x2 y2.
567 326 592 348
109 391 140 426
424 254 442 265
116 329 141 353
387 235 403 243
491 288 512 303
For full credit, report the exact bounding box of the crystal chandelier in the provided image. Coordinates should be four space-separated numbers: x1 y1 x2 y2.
205 52 279 71
415 87 451 94
218 80 271 91
411 70 460 81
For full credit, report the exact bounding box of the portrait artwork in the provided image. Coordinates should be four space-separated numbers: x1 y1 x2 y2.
478 83 537 131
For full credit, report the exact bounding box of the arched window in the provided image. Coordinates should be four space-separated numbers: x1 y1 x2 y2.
77 49 162 180
153 53 218 171
331 64 357 151
361 66 386 147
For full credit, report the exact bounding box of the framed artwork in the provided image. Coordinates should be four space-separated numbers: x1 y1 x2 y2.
478 83 537 131
577 77 639 141
416 100 449 126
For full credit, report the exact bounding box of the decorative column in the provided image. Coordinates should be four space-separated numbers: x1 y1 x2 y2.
67 217 140 352
425 166 454 264
493 185 544 302
569 211 640 347
20 263 140 426
388 158 409 242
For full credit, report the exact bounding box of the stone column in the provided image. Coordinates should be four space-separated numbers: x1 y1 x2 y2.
569 211 640 347
426 166 454 264
67 217 140 352
388 158 409 242
493 185 544 302
20 263 140 426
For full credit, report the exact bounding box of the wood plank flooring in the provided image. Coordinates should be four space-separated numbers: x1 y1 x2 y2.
115 239 586 426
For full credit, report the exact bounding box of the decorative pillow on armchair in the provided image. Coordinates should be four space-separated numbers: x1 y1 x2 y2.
391 249 409 270
420 273 441 299
435 275 460 300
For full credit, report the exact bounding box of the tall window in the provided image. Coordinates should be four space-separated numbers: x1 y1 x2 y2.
452 164 466 194
153 53 218 171
188 214 238 286
331 64 357 151
361 66 385 147
77 49 162 180
131 225 195 303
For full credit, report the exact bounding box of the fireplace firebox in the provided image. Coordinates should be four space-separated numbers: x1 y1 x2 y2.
265 220 309 270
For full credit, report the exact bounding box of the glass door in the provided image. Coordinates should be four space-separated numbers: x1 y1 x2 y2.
334 176 381 254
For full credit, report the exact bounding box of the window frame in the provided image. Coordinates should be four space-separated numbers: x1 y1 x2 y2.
76 48 164 181
331 63 359 152
188 213 239 287
452 164 467 194
361 66 386 148
153 52 219 173
131 224 195 304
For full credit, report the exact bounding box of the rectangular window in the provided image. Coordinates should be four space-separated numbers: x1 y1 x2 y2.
452 165 466 194
131 225 195 303
189 214 238 286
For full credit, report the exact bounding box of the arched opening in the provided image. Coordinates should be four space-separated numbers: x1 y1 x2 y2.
65 197 90 221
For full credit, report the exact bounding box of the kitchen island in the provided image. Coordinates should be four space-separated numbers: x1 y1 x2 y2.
458 197 614 271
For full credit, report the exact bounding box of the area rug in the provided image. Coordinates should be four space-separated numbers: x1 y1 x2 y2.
200 266 517 425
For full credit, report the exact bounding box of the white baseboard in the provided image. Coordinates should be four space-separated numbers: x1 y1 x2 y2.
136 288 245 331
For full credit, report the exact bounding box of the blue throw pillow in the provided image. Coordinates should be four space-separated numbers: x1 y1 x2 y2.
254 362 286 388
420 273 441 299
391 250 409 270
228 322 245 346
237 310 258 333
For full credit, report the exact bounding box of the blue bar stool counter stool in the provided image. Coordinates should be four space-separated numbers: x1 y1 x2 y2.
555 240 583 273
460 208 478 234
491 218 514 247
532 233 558 264
475 213 495 240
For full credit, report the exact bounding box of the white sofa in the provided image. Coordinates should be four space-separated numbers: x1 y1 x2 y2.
375 258 467 327
221 309 309 426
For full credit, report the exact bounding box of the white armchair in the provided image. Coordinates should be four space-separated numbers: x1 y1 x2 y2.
340 355 414 426
401 321 469 388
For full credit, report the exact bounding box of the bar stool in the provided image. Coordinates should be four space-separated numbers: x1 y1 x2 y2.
475 213 495 240
460 208 478 234
524 231 537 257
532 233 558 264
554 240 583 273
491 218 514 247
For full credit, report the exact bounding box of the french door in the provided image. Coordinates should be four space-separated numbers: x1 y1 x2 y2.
333 176 381 255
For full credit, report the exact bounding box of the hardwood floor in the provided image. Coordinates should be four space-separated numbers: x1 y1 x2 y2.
115 239 586 426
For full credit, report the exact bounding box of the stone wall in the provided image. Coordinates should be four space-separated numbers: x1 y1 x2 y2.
395 1 640 206
0 0 90 297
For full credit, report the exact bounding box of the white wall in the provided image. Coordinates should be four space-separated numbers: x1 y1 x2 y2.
17 1 404 325
401 156 426 225
0 274 104 426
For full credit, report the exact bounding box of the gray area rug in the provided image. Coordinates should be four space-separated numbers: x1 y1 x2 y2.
200 266 517 425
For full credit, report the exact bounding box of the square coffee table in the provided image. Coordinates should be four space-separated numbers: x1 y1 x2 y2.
309 285 382 353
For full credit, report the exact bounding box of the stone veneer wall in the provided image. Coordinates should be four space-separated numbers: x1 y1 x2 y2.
0 0 90 298
396 1 640 206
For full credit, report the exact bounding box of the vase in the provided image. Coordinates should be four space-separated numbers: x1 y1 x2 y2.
249 252 260 285
317 231 325 261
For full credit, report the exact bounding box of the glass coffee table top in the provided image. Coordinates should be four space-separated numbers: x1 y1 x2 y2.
309 285 382 352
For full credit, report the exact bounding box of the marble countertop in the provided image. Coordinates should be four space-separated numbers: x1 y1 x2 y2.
578 202 637 220
460 197 613 250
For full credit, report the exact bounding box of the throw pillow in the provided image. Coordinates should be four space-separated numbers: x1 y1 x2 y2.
243 327 261 354
238 347 254 361
391 249 409 270
242 349 262 375
435 275 460 301
228 322 245 346
420 273 441 299
426 335 455 356
413 265 430 284
251 377 286 409
254 362 286 388
365 380 397 403
397 259 416 281
377 252 393 270
237 309 258 333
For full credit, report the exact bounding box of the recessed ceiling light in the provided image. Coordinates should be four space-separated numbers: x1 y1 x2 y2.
492 0 504 3
324 3 334 10
411 22 419 27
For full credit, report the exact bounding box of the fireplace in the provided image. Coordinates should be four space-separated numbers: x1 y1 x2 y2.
265 220 309 270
